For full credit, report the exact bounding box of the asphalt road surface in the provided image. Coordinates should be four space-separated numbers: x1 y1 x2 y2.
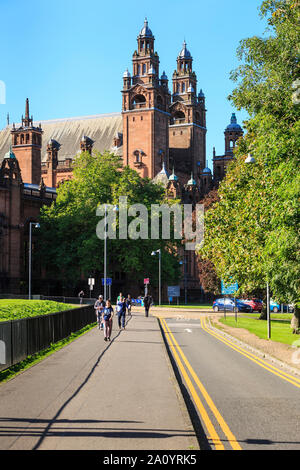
160 316 300 451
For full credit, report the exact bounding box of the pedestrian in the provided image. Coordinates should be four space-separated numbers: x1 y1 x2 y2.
117 292 123 303
126 294 132 316
144 293 153 317
94 295 106 329
78 290 84 304
102 299 114 341
116 296 127 330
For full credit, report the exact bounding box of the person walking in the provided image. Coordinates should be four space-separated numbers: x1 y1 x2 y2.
126 294 132 317
102 299 114 341
78 290 85 304
143 293 153 317
117 292 123 303
116 296 127 330
94 295 106 330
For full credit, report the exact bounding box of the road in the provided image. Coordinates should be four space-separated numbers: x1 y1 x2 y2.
159 315 300 450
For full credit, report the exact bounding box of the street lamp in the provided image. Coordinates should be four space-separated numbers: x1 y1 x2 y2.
104 204 118 301
29 222 40 300
151 249 161 305
245 153 271 338
245 153 256 164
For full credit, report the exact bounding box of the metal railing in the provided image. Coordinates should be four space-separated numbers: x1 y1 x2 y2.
0 304 95 372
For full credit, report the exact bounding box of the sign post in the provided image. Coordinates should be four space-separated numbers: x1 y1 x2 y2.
102 277 112 300
167 286 180 305
221 280 239 320
144 278 149 297
88 278 95 298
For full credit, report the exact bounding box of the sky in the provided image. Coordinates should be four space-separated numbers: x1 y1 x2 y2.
0 0 268 168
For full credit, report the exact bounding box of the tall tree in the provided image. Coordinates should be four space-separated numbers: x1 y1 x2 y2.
198 0 300 326
37 151 181 294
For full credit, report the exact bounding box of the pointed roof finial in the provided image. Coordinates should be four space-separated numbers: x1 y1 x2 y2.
25 98 29 119
187 171 196 186
22 98 33 127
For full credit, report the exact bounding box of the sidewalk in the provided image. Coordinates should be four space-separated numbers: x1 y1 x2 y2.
0 310 199 450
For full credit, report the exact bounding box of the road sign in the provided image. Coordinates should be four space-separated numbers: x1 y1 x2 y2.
88 278 95 286
168 286 180 297
144 278 150 285
102 278 112 286
221 280 238 295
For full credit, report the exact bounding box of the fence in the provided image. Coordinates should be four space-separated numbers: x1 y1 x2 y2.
0 304 95 372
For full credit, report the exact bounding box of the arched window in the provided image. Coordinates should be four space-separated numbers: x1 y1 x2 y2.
173 110 185 124
182 83 185 93
132 94 146 109
142 64 146 75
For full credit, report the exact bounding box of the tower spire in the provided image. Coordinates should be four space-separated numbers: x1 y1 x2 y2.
22 98 33 127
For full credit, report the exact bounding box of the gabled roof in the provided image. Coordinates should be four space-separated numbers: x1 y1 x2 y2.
0 113 123 163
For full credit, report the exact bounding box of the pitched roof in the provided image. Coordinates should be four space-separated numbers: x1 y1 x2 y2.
0 112 123 163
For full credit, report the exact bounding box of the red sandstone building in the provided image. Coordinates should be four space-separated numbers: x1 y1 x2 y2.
0 19 243 297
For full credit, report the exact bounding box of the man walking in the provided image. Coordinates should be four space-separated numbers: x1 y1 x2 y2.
143 293 153 317
94 295 106 329
78 290 84 304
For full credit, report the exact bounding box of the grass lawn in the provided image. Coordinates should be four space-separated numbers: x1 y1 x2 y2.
218 315 297 346
160 304 212 309
0 299 78 322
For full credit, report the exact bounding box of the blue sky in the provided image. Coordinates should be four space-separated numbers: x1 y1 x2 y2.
0 0 267 168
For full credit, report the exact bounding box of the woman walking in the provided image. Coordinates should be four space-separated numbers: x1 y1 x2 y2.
94 295 105 329
102 299 114 341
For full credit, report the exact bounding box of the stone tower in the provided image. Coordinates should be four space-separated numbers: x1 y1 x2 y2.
121 19 171 178
213 113 243 184
169 42 206 180
11 98 43 185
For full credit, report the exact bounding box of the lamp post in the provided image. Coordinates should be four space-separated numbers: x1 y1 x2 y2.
151 249 161 305
29 222 40 300
103 204 118 302
245 153 271 338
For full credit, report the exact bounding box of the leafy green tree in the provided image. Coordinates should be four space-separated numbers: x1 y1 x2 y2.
37 151 182 294
199 0 300 327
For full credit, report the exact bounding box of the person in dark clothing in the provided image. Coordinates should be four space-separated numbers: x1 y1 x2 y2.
78 290 84 304
116 296 127 329
143 294 153 317
126 294 132 316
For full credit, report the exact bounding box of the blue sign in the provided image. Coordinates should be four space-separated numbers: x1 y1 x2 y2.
102 278 112 286
168 286 180 297
221 280 238 295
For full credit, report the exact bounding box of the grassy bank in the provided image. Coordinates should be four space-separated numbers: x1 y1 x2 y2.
218 315 297 346
0 299 78 322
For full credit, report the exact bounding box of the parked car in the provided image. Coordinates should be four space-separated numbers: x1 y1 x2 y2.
243 298 263 313
213 298 252 313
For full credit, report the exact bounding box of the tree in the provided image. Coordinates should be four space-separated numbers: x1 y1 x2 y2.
198 0 300 327
37 151 182 294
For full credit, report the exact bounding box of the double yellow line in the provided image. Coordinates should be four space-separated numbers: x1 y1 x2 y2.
201 316 300 389
159 317 242 450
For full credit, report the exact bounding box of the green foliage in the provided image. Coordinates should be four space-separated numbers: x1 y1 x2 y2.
37 151 181 288
199 0 300 309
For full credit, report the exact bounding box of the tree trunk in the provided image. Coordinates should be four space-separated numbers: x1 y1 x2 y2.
259 291 267 320
291 305 300 334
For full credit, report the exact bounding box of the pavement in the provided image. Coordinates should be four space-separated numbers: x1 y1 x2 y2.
0 308 199 451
